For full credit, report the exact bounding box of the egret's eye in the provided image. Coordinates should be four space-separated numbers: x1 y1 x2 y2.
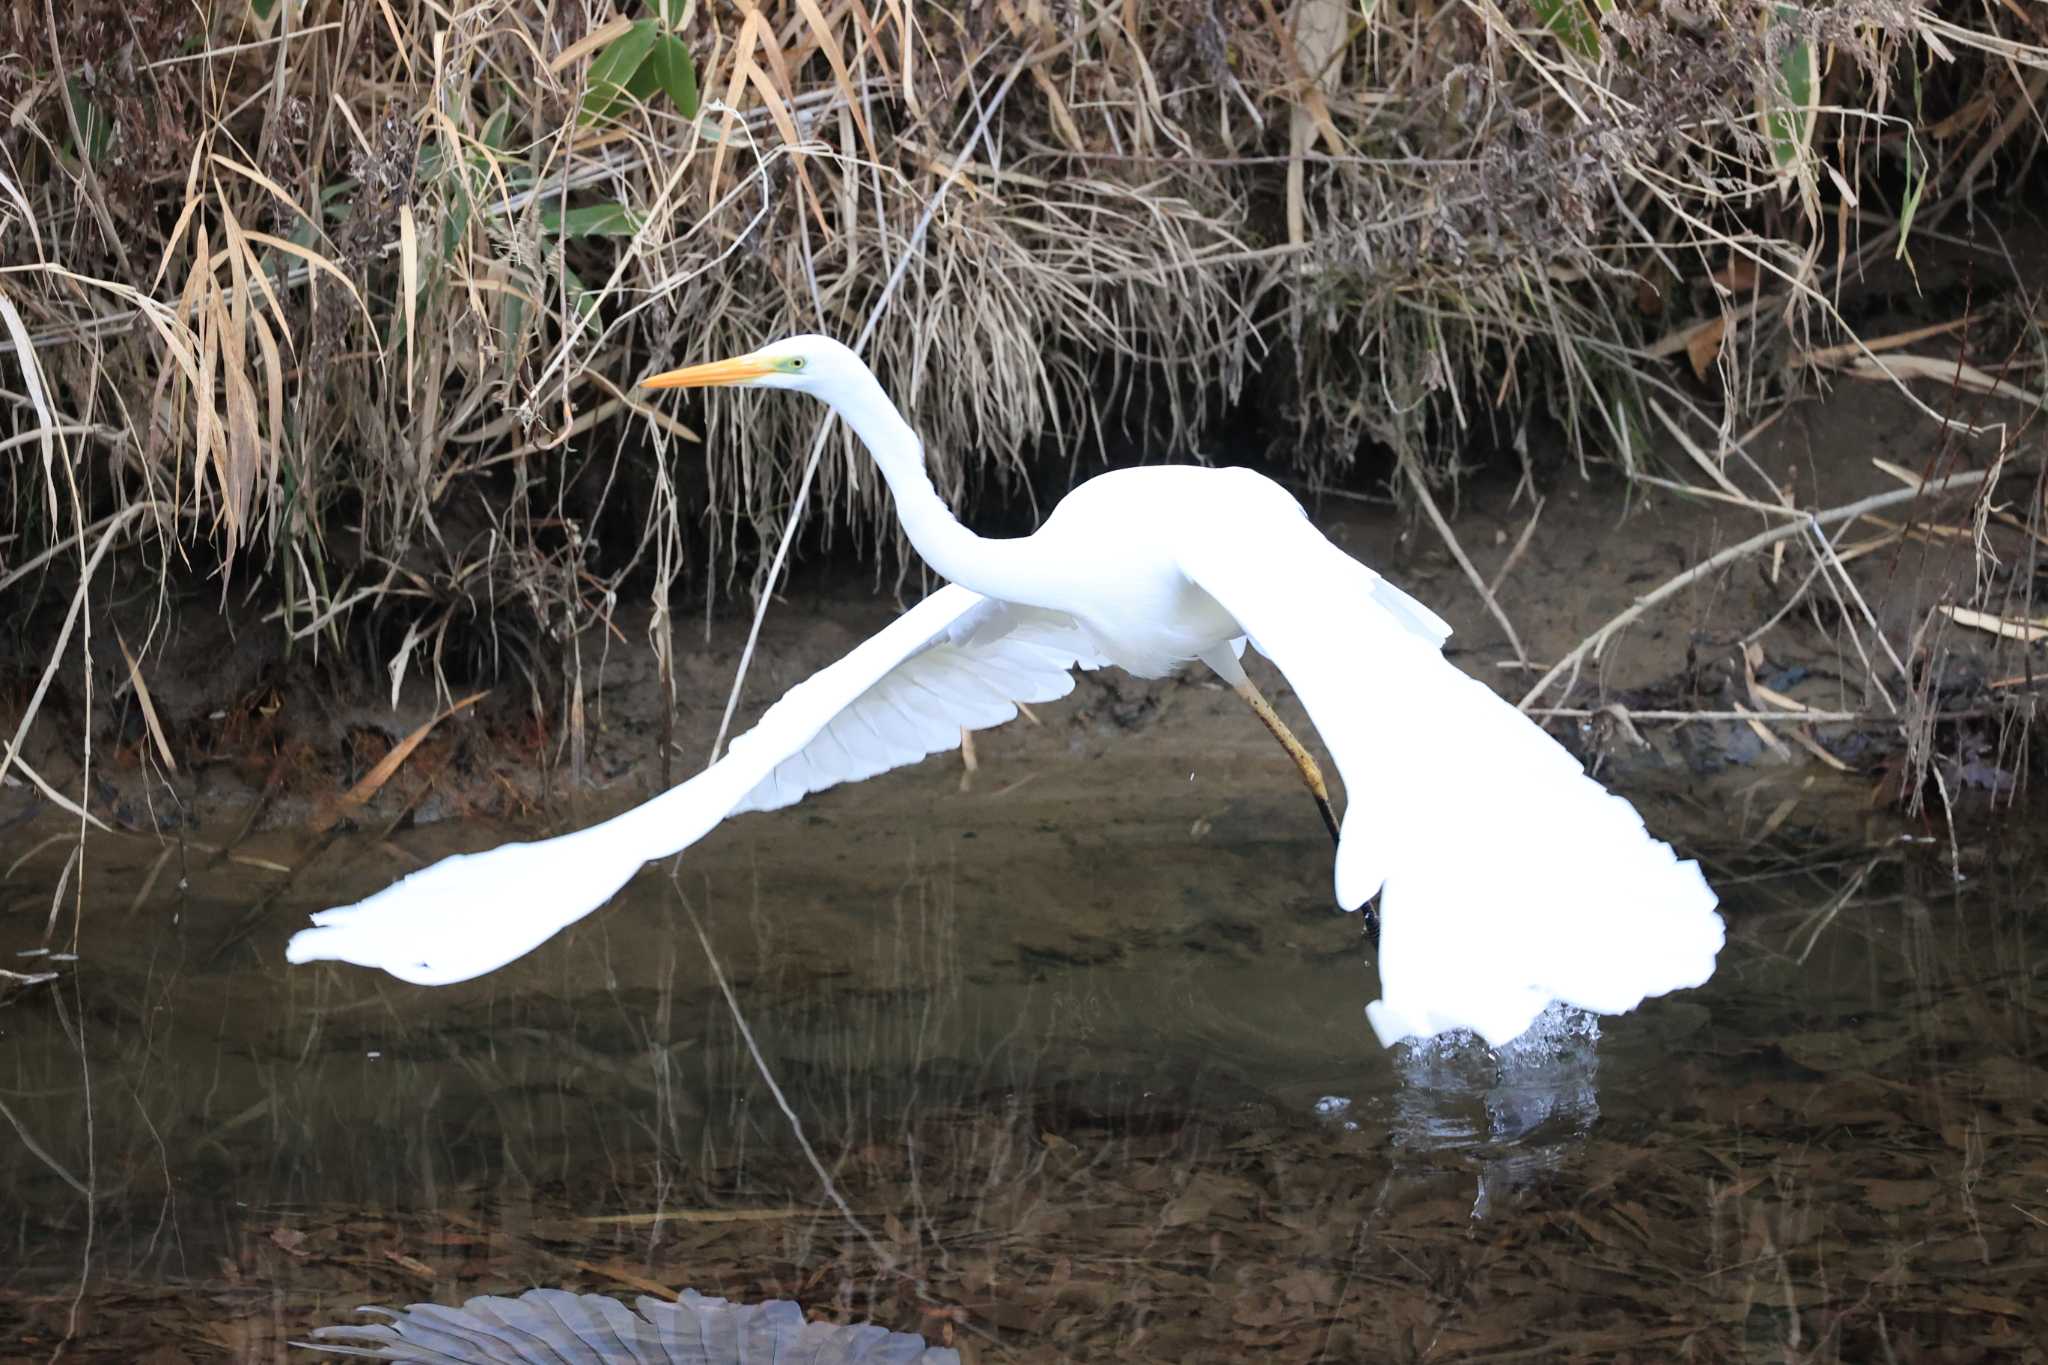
785 356 807 371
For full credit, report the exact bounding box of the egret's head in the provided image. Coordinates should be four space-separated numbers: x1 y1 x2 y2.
641 334 861 396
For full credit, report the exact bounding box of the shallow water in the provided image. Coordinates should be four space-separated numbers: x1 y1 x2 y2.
2 766 2044 1362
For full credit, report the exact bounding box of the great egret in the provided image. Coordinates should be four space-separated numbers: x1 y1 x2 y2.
287 335 1723 1047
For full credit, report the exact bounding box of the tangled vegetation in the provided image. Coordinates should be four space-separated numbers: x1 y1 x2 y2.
1 1 2044 730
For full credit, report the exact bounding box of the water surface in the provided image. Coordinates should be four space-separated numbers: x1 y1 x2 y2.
2 766 2043 1361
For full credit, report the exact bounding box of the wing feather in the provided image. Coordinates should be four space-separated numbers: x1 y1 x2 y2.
287 585 1102 984
1179 513 1722 1049
722 589 1104 816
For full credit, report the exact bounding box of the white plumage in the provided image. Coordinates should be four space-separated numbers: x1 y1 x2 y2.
284 587 1100 986
728 596 1108 816
287 335 1722 1047
300 1287 958 1362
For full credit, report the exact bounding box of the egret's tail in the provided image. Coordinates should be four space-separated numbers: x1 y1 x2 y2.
1180 516 1722 1051
1338 616 1723 1049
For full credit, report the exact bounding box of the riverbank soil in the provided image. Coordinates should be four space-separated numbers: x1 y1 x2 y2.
4 366 2035 858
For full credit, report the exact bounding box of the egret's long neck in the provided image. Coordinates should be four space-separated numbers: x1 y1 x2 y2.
827 373 1061 609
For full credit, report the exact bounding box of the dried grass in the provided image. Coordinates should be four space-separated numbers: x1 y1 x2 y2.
1 0 2044 779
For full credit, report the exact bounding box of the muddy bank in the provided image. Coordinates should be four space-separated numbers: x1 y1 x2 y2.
3 379 2033 864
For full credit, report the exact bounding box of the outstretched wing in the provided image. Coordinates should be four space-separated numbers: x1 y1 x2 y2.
728 588 1107 814
1178 509 1721 1049
287 584 1104 986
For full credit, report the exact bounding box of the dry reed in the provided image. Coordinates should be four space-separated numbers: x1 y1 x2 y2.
1 0 2044 797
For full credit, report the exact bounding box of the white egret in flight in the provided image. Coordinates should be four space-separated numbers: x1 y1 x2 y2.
287 336 1722 1047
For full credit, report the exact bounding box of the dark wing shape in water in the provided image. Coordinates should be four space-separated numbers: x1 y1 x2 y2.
297 1287 960 1363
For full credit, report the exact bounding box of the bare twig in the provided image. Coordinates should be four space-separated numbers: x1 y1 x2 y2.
1399 448 1529 667
1518 466 2021 711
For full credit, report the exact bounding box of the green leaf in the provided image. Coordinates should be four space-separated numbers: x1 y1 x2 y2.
251 0 277 19
413 140 446 182
623 52 662 102
1531 0 1603 60
65 79 113 165
1896 67 1926 265
562 265 600 326
1762 9 1817 172
500 289 526 346
580 19 660 125
1895 135 1925 257
319 180 353 223
646 34 699 118
540 201 647 237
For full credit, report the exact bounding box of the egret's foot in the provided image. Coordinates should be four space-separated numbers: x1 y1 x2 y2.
1312 791 1340 845
1233 677 1341 849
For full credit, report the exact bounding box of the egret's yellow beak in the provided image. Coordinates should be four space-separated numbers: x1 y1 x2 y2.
642 354 776 390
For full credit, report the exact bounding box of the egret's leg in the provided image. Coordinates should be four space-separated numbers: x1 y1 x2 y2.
1233 678 1341 847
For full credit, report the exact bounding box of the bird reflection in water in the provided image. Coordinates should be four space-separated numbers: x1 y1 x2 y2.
1321 1003 1603 1220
